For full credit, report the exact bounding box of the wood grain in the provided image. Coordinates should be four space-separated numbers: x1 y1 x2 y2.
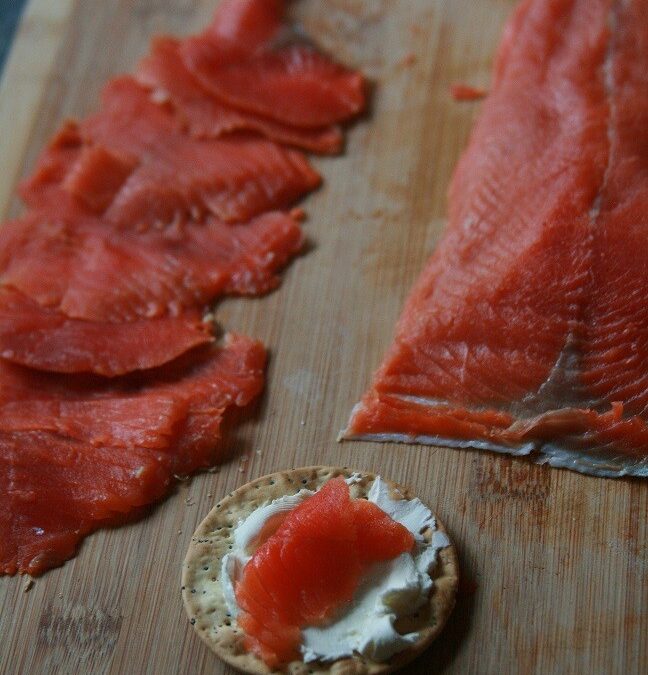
0 1 646 674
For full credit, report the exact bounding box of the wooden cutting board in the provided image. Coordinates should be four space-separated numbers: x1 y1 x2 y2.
0 1 646 673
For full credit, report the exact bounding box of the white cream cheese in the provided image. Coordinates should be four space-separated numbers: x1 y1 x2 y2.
219 476 450 663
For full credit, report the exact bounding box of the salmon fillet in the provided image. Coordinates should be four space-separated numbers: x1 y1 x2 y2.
344 0 648 478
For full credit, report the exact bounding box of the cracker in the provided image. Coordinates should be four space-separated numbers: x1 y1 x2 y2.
182 466 459 674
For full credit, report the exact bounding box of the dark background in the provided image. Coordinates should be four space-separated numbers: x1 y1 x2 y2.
0 0 27 73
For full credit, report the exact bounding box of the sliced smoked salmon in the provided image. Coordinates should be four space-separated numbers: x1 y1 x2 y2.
0 334 264 466
18 122 85 210
0 287 213 376
0 0 367 577
344 0 648 478
21 78 321 227
0 208 303 322
136 37 343 154
83 77 321 226
0 432 171 575
0 333 265 576
180 0 366 129
63 143 139 213
235 477 414 667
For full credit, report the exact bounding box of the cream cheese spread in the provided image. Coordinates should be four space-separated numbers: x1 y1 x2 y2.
219 476 450 663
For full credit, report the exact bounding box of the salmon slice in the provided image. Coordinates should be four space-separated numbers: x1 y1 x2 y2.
344 0 648 478
180 0 366 129
18 122 85 209
0 207 303 322
0 287 213 376
84 77 320 226
63 143 138 212
0 432 170 575
0 333 265 576
21 78 321 227
235 477 414 668
0 334 264 466
136 37 343 154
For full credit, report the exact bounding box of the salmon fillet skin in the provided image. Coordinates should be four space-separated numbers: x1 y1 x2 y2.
343 0 648 478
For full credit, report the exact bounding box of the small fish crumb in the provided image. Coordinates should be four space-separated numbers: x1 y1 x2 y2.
400 52 417 67
23 578 34 593
289 206 306 221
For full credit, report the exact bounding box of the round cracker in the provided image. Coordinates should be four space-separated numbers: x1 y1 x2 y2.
182 466 459 674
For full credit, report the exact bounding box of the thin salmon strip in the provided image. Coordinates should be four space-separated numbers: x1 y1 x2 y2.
450 83 487 101
0 287 213 376
0 207 303 322
0 433 170 575
344 0 648 478
180 0 366 129
0 334 265 576
136 37 343 154
0 335 264 464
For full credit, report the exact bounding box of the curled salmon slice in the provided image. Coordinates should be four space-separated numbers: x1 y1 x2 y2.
136 37 343 155
180 0 366 129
